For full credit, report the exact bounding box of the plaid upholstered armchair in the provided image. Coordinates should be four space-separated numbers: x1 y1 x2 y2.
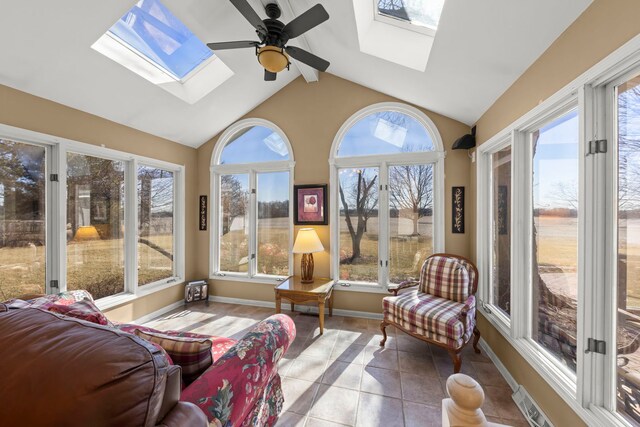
380 253 480 373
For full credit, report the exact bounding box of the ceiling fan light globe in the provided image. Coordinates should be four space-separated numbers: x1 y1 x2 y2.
257 46 289 73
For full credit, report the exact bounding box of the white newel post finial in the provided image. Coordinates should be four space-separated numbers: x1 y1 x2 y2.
442 373 511 427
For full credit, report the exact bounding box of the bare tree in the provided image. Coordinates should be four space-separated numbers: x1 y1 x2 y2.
389 164 433 236
339 169 378 263
221 175 248 235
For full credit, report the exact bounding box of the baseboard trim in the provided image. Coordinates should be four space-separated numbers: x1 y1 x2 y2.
208 295 383 320
478 337 519 391
131 300 184 324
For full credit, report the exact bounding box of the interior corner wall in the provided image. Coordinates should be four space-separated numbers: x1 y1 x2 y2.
470 0 640 425
0 83 198 323
196 73 472 314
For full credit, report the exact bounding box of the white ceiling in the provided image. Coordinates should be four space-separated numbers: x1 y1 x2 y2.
0 0 592 148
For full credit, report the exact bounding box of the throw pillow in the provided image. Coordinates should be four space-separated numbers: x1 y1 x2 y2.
134 330 213 384
48 299 110 326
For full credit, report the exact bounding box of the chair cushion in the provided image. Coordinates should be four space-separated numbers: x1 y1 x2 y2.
48 299 110 325
420 255 470 303
135 330 213 385
383 290 474 348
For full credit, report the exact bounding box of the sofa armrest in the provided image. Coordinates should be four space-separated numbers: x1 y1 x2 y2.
388 280 419 296
156 401 208 427
180 314 296 425
459 295 476 334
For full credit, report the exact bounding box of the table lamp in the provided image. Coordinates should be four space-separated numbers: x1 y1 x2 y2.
292 228 324 283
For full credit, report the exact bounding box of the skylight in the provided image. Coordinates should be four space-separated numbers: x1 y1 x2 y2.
376 0 445 30
109 0 213 80
92 0 233 104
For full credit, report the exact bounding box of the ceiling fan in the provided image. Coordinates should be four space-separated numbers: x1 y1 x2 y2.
207 0 331 81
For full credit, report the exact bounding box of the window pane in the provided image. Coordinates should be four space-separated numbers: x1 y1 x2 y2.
337 111 433 157
339 168 379 283
220 126 290 164
388 164 433 284
257 172 289 276
491 147 511 315
67 153 125 299
531 110 579 372
616 75 640 423
377 0 445 30
138 166 174 285
219 174 249 273
0 140 46 300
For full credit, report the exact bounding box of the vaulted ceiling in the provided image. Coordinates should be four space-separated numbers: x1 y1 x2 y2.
0 0 592 147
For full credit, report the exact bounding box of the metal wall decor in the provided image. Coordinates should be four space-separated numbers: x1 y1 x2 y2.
199 195 207 231
452 186 465 234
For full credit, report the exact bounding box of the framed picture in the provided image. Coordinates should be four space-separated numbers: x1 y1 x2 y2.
294 184 328 225
452 186 465 234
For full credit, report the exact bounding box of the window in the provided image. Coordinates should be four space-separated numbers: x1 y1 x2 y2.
138 165 175 286
530 109 579 372
490 145 512 316
475 36 640 426
0 139 46 300
331 103 444 289
109 0 212 80
211 119 293 281
0 124 184 305
376 0 445 30
92 0 233 104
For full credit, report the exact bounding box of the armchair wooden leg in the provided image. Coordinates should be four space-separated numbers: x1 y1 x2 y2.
448 350 462 374
473 327 481 354
380 320 389 347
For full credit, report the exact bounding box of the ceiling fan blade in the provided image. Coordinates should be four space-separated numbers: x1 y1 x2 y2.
230 0 267 35
282 4 329 39
207 41 259 51
264 70 277 81
285 46 330 72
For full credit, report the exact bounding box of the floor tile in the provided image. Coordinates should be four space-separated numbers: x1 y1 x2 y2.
472 361 510 388
400 370 446 406
360 366 402 398
321 360 362 390
276 411 307 427
403 401 441 427
484 385 521 421
330 342 367 365
395 335 432 355
309 384 359 425
281 378 320 415
363 346 399 371
305 417 348 427
356 392 404 427
398 350 438 375
286 355 328 382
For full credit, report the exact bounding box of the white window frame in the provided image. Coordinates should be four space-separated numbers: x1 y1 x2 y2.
209 118 295 284
476 33 640 427
0 123 186 309
329 102 445 293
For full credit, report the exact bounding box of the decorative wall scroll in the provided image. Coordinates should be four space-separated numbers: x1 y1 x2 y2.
199 195 207 231
452 186 465 234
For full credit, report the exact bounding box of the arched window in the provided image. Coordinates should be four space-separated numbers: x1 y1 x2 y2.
329 102 444 289
211 119 294 281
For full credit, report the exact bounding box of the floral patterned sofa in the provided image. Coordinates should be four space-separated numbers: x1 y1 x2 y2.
1 290 296 427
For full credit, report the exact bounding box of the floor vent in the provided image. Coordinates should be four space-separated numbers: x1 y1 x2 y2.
512 385 553 427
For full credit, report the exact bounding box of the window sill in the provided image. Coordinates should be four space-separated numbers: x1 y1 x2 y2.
335 281 390 294
210 274 287 285
137 277 184 297
95 280 184 311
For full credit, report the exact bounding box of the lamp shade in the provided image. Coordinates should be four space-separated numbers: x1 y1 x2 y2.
257 46 289 73
292 228 324 254
74 225 100 241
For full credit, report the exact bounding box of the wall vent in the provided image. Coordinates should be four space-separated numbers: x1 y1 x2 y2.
512 385 554 427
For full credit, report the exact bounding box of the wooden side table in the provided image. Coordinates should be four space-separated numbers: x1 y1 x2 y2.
275 276 335 334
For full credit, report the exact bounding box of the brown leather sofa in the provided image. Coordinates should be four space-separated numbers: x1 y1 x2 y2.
0 304 208 427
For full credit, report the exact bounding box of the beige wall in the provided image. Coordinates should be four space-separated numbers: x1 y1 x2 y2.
196 74 471 314
0 84 198 323
470 0 640 425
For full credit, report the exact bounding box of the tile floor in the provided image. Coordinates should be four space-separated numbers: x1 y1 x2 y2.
143 301 528 427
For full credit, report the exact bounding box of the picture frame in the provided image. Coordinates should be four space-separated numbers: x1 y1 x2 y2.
294 184 328 225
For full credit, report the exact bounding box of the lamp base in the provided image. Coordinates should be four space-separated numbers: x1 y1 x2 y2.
300 253 315 283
